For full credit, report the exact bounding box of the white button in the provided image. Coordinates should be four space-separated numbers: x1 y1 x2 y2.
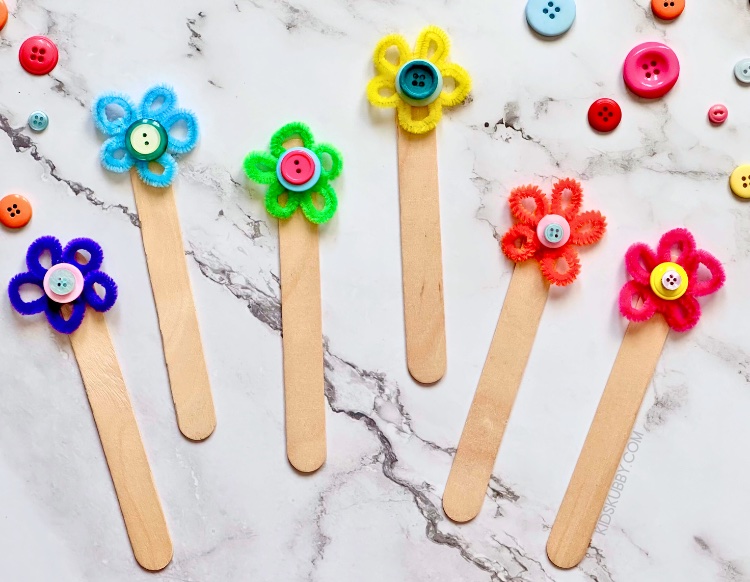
661 269 681 291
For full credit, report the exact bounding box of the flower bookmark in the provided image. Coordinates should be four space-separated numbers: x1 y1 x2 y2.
367 26 472 383
443 179 606 522
93 85 216 441
547 228 725 568
244 122 343 473
8 236 172 571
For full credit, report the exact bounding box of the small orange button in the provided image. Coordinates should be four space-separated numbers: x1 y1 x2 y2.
0 195 32 229
651 0 684 20
0 1 8 32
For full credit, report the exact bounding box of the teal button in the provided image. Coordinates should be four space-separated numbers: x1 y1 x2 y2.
125 118 168 161
544 223 564 243
396 59 443 106
50 268 76 296
28 110 48 132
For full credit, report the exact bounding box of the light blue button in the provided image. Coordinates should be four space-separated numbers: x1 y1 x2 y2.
28 110 48 132
50 269 76 295
734 58 750 84
526 0 576 37
544 223 564 243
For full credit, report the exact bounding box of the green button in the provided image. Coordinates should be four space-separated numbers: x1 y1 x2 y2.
50 268 76 296
125 119 168 161
396 59 443 106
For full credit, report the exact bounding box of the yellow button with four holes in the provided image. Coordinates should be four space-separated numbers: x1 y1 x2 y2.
729 165 750 199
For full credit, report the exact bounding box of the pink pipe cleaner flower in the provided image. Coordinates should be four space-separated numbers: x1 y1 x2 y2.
619 228 725 332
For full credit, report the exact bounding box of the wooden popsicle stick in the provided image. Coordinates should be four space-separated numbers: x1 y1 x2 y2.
443 261 549 522
547 316 669 569
397 112 447 384
130 169 216 441
69 308 173 571
278 137 326 473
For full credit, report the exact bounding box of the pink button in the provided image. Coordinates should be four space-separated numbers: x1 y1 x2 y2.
19 36 59 76
708 104 728 125
280 150 316 185
43 263 84 304
537 214 571 249
623 42 679 99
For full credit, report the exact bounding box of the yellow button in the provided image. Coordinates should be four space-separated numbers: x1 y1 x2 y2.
729 165 750 199
650 262 688 300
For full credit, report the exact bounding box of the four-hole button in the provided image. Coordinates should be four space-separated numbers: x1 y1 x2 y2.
526 0 576 37
588 98 622 132
729 165 750 199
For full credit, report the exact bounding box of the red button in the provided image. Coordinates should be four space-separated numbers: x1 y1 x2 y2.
19 36 59 76
280 150 315 185
587 98 622 132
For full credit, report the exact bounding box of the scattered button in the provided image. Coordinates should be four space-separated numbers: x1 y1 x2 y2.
43 263 84 304
651 0 685 20
536 214 570 249
0 194 32 229
623 42 680 99
276 147 322 192
395 59 443 106
19 36 59 76
708 104 728 125
650 262 688 300
734 58 750 84
125 119 168 161
526 0 576 37
587 98 622 132
28 110 49 132
0 0 8 32
729 165 750 199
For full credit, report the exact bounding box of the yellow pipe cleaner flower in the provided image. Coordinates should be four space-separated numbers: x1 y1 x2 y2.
366 25 472 135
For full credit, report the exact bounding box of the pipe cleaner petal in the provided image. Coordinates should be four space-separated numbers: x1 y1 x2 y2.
84 271 119 312
687 250 726 297
135 154 178 189
312 143 344 182
26 235 63 279
439 63 472 108
139 84 178 121
501 224 540 262
265 181 300 220
414 25 451 65
373 33 411 77
243 151 279 185
539 246 581 286
508 185 549 227
62 238 104 275
92 92 137 136
45 299 87 335
163 108 200 155
618 281 658 323
624 242 658 285
270 122 315 158
396 99 442 135
8 272 47 316
550 178 583 222
100 135 135 173
656 228 696 266
569 210 607 246
662 294 701 332
300 183 338 225
366 75 401 109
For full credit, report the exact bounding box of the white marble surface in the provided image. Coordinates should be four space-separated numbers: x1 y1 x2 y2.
0 0 749 580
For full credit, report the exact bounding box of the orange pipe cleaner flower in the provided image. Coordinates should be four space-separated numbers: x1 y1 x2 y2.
500 178 606 286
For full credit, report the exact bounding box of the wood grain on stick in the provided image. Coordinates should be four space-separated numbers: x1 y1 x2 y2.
547 316 669 568
131 169 216 441
443 261 549 522
396 113 446 384
69 309 172 571
278 137 326 473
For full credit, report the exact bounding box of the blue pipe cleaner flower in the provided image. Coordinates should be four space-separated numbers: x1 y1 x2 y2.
8 236 118 334
92 85 199 188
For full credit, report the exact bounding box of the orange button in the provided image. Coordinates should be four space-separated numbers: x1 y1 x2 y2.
651 0 684 20
0 1 7 32
0 195 32 229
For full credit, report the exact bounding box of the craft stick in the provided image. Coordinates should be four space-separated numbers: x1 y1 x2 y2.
130 169 216 441
278 137 326 473
547 316 669 569
443 261 549 522
397 114 447 384
69 308 172 571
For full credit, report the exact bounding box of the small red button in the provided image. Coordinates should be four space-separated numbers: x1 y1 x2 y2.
587 98 622 132
19 36 59 76
280 150 315 185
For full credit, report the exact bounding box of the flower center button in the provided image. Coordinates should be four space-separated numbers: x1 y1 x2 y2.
537 214 571 248
396 59 443 106
125 119 168 161
43 263 84 304
276 147 322 192
650 261 688 300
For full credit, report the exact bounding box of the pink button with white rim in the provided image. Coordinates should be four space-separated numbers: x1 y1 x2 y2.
537 214 570 249
708 104 728 125
43 263 84 304
623 42 680 99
